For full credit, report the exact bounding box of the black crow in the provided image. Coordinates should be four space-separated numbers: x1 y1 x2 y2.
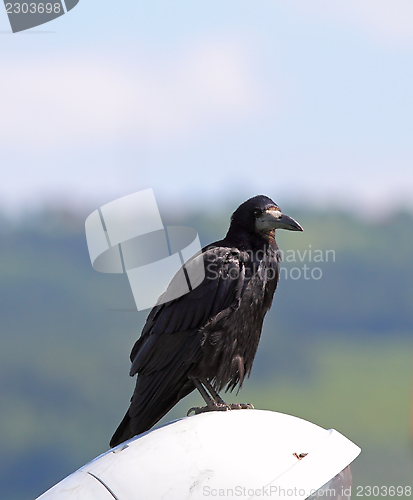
110 195 302 447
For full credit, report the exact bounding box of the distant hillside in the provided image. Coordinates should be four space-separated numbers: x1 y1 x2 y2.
1 206 412 499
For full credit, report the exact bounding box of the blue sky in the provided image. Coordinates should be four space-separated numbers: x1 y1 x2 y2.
1 0 412 215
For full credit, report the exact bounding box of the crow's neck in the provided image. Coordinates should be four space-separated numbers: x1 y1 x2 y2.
225 226 278 254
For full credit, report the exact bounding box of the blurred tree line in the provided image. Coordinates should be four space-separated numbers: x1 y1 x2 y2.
0 204 412 499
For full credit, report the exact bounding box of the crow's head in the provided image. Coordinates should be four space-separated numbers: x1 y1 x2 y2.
229 195 303 238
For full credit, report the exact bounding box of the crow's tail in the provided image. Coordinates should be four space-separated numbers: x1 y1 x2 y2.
110 410 132 448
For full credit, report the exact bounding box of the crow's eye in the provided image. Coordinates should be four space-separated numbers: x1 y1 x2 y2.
253 209 262 218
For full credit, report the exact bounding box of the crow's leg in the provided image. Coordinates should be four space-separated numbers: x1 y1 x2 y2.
191 377 218 406
187 377 254 416
187 377 229 416
201 378 226 405
201 379 254 410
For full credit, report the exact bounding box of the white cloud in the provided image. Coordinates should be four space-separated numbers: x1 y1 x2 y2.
0 39 268 151
291 0 413 46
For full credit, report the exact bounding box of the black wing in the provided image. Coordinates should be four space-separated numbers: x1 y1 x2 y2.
129 246 249 376
109 246 250 445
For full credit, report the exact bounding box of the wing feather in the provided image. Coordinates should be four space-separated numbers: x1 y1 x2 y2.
129 247 247 377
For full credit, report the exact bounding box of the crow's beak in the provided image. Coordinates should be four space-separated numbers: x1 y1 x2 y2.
256 210 303 232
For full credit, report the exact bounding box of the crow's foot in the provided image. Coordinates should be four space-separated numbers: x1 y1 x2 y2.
228 403 254 410
187 402 229 416
187 402 254 416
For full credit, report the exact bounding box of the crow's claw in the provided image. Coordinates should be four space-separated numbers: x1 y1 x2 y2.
187 403 230 416
187 402 254 416
228 403 254 410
